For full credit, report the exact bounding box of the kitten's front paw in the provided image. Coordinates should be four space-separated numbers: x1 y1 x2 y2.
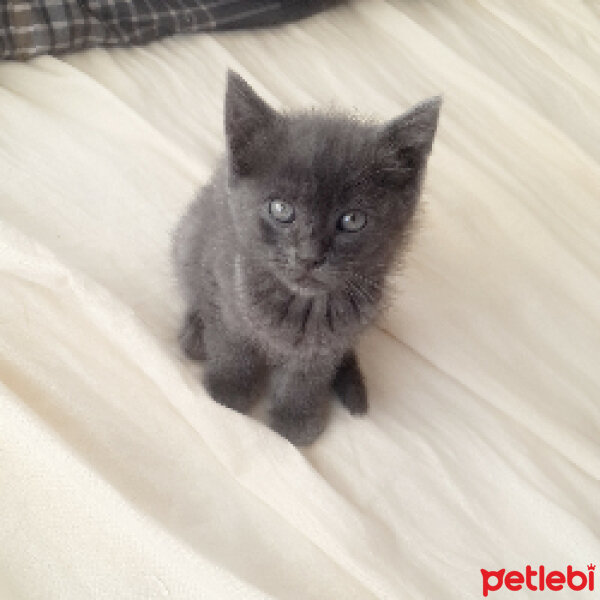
179 311 206 361
204 368 255 414
269 401 329 446
332 352 368 415
333 377 368 415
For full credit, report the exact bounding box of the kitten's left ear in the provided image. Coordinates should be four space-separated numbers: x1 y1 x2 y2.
378 96 442 171
225 70 278 177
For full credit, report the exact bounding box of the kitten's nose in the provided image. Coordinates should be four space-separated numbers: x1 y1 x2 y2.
295 240 328 271
297 255 326 270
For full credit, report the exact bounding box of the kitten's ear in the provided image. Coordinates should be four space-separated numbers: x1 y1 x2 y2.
377 96 442 175
225 70 277 177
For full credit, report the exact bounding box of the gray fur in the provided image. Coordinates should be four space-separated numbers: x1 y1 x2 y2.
172 71 441 445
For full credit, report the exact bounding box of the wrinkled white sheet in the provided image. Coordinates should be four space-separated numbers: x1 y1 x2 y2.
1 1 599 598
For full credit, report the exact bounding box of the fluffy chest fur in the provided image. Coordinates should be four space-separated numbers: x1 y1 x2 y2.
225 251 381 358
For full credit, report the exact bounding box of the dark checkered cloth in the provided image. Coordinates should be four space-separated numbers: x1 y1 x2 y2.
1 0 336 60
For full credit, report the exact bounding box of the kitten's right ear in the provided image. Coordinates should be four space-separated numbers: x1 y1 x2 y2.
225 70 277 178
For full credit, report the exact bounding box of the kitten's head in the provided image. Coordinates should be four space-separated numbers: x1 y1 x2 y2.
224 71 440 298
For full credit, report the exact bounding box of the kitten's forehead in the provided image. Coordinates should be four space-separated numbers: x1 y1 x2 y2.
272 114 379 189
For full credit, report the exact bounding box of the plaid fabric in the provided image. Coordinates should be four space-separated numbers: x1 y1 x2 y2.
1 0 335 60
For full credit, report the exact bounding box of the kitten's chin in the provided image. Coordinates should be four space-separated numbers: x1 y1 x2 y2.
274 271 330 297
289 278 328 297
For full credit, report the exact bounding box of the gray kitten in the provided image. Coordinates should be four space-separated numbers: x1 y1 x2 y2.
173 71 440 445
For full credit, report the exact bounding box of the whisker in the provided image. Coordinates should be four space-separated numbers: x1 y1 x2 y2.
325 294 334 332
353 272 383 293
277 294 295 325
345 284 362 318
294 298 313 345
352 275 384 305
348 278 376 306
300 299 313 334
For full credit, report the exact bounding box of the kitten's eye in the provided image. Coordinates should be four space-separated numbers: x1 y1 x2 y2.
337 211 367 232
269 200 295 223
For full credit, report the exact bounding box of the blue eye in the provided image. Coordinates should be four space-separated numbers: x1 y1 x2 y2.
337 211 367 232
269 200 295 223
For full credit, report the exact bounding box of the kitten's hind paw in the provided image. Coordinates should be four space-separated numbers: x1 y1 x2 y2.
204 369 256 414
332 351 368 415
179 311 207 361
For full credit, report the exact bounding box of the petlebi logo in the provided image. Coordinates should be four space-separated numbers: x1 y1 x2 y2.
481 564 595 596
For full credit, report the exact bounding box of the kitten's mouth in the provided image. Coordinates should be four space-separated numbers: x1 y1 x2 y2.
289 273 327 295
270 264 329 296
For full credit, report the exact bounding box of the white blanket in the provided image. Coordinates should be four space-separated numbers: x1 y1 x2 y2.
1 1 599 598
